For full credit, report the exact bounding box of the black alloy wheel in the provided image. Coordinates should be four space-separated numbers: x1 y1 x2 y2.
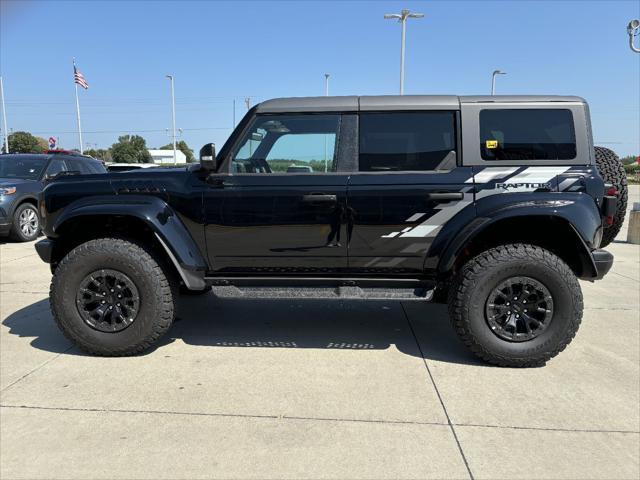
485 276 553 342
76 269 140 333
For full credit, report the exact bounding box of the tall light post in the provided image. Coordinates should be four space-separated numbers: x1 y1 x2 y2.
628 19 640 53
166 75 177 165
384 9 424 95
0 76 8 153
324 73 330 172
491 70 507 95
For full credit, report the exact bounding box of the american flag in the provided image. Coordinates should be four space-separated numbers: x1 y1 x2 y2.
74 65 89 89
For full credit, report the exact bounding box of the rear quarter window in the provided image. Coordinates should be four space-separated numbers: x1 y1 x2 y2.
480 109 576 160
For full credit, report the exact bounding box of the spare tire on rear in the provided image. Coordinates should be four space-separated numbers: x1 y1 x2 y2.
594 146 628 247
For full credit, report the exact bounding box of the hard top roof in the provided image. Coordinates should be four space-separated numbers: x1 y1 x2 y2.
255 95 586 113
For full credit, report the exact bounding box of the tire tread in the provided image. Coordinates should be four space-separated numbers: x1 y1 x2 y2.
448 243 583 367
50 237 175 356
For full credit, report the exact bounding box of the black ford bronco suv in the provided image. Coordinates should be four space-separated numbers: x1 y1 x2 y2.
35 95 627 367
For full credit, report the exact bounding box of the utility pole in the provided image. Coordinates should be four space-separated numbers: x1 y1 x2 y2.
384 9 424 95
166 75 177 165
233 98 236 127
324 73 330 96
245 97 251 110
491 70 507 95
0 76 8 153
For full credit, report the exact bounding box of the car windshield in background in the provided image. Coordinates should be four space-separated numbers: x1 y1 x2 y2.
0 156 47 180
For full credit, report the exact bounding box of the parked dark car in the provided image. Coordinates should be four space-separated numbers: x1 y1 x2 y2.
0 151 106 241
35 95 625 366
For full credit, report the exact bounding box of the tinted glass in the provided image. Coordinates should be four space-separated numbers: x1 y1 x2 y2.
480 109 576 160
358 112 457 172
65 158 106 174
231 114 340 173
65 158 89 174
45 158 66 176
0 155 48 180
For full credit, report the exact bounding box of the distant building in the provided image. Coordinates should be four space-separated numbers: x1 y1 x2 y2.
148 149 187 164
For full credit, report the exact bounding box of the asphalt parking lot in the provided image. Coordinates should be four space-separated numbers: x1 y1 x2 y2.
1 186 638 480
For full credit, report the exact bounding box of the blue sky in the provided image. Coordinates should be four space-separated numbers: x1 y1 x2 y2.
1 0 639 156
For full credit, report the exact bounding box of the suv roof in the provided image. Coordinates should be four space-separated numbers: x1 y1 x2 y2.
255 95 587 114
0 152 98 161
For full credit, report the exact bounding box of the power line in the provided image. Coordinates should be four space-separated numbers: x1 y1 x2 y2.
27 127 233 135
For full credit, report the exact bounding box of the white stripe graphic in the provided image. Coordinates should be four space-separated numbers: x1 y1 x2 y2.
465 167 519 183
405 213 425 222
505 166 570 185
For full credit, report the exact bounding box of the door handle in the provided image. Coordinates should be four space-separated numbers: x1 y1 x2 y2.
426 192 464 202
302 194 337 204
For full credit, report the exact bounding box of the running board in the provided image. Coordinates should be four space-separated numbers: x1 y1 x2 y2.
209 285 434 301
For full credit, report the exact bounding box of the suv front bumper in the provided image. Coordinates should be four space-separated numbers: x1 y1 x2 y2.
592 249 614 280
35 238 53 263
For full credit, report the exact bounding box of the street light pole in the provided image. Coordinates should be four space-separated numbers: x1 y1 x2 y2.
628 19 640 53
384 9 424 95
0 76 8 153
166 75 177 165
324 73 330 172
491 70 506 95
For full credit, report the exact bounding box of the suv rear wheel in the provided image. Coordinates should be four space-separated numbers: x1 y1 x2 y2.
50 238 176 356
448 244 583 367
10 203 40 242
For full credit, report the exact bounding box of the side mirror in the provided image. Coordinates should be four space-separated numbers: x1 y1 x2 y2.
199 143 216 172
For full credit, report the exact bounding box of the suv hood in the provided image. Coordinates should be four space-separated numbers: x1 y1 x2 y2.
0 178 39 187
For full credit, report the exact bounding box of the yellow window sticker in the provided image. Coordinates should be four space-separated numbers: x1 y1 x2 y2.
486 140 498 149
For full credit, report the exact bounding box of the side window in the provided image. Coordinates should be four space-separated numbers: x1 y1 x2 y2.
66 158 90 174
358 112 457 172
480 109 576 160
45 158 66 177
231 114 340 173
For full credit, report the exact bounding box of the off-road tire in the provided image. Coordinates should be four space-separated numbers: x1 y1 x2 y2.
594 146 627 247
9 203 40 242
448 244 583 367
50 238 175 356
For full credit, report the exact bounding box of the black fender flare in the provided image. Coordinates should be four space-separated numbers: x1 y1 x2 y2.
433 194 602 279
52 195 207 290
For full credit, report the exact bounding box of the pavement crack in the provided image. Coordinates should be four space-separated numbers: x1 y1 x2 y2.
0 345 74 394
453 422 640 435
401 303 475 480
0 404 450 428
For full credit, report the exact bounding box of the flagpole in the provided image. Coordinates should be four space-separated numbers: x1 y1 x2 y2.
73 59 83 154
0 76 9 153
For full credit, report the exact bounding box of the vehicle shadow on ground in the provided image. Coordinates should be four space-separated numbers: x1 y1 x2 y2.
2 295 483 366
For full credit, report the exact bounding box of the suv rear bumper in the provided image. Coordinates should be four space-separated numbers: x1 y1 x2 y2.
592 249 614 280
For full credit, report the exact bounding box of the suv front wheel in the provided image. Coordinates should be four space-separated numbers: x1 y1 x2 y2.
10 203 40 242
50 238 176 356
448 244 583 367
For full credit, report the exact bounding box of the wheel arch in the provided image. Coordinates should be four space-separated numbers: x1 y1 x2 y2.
10 195 39 216
438 214 597 280
49 197 207 290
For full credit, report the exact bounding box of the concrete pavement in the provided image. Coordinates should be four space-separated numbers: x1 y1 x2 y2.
1 186 638 479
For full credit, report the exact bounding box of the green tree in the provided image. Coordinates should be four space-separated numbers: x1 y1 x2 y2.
3 131 48 154
110 135 152 163
620 155 638 165
159 140 195 162
85 148 112 162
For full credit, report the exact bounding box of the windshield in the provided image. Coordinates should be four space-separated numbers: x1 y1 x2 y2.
0 156 47 180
